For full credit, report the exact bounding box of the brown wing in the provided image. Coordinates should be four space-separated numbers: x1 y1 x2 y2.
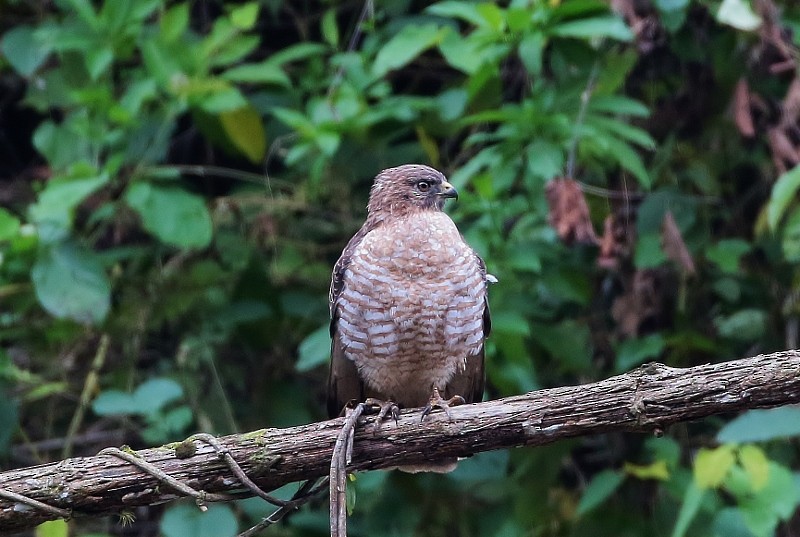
327 335 365 417
443 251 492 404
327 223 375 418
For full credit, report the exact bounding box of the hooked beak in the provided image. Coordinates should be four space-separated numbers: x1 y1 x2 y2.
439 180 459 200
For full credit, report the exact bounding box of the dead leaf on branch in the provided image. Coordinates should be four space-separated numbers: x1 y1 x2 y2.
661 210 696 276
767 126 800 174
612 269 663 338
610 0 664 54
734 78 755 138
596 200 639 270
545 178 599 246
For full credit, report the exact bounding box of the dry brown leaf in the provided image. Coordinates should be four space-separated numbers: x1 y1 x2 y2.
767 127 800 174
782 78 800 125
611 270 661 337
661 210 696 276
545 178 599 246
733 79 755 138
596 208 637 270
597 216 619 270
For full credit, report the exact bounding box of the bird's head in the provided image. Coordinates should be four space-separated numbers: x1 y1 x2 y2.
367 164 458 218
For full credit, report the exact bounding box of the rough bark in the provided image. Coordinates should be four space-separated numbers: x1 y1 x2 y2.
2 350 800 532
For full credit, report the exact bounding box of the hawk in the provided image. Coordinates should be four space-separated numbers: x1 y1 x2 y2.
327 164 492 423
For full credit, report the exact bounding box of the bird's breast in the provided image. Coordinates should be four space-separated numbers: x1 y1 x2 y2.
335 212 486 406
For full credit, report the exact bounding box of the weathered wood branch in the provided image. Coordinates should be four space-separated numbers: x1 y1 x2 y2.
2 350 800 532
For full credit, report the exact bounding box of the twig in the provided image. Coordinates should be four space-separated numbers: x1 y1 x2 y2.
98 447 234 510
327 0 374 103
566 62 600 179
140 165 293 188
330 403 366 537
0 488 70 520
238 478 329 537
63 334 109 459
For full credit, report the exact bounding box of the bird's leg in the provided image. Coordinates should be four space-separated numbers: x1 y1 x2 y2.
363 397 400 433
421 387 465 421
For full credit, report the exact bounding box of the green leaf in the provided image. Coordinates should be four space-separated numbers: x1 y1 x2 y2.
706 239 751 273
134 378 184 415
219 105 266 164
426 2 486 26
713 277 741 302
634 233 667 268
93 378 183 417
84 45 114 81
161 503 237 537
493 311 531 337
781 206 800 262
518 32 545 76
213 37 261 68
551 16 634 41
576 470 625 516
346 473 357 515
476 3 506 31
0 208 21 241
712 508 757 537
694 446 735 489
586 115 656 149
32 120 92 170
125 182 213 249
1 25 51 76
526 140 564 182
717 0 762 31
31 241 111 324
221 61 291 86
624 460 670 480
438 27 491 74
197 86 249 113
268 42 329 65
272 108 315 136
160 3 189 42
230 2 260 30
615 334 665 372
296 325 330 372
158 405 193 434
589 95 650 117
671 482 705 537
767 164 800 230
739 445 769 491
603 136 651 188
322 8 339 48
92 390 137 416
449 450 510 484
35 519 68 537
373 24 443 78
739 463 799 536
717 407 800 443
713 309 766 341
64 0 99 29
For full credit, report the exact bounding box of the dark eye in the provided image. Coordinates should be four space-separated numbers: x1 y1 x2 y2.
417 180 431 192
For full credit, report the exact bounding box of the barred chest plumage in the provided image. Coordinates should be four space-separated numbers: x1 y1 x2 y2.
335 211 487 407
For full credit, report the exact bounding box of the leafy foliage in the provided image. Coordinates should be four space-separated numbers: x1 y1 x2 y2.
1 0 800 535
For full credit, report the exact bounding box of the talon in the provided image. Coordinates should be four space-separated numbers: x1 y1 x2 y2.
363 398 400 433
421 388 465 422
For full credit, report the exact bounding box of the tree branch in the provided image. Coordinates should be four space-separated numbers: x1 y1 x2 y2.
2 350 800 532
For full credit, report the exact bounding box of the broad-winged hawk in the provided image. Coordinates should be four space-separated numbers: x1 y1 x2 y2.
327 164 492 422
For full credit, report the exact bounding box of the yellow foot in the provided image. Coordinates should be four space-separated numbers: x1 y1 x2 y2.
421 387 465 421
364 398 400 433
